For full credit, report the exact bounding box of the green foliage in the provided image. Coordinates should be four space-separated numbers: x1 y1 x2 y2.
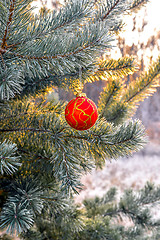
0 140 21 175
0 94 147 194
0 0 112 99
94 0 150 32
20 183 160 240
0 0 151 99
123 55 160 105
0 67 24 100
8 179 44 215
0 0 159 238
98 56 160 125
98 57 137 78
0 202 34 234
130 0 149 12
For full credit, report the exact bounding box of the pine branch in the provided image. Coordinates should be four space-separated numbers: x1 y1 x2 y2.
0 1 158 237
0 95 65 121
98 56 160 124
123 56 160 104
137 182 160 207
64 118 147 160
36 0 93 36
94 0 127 33
0 202 34 234
0 0 33 49
0 128 52 133
0 140 21 175
84 183 160 237
37 57 135 95
98 78 125 119
0 66 24 100
16 0 93 45
0 52 6 68
129 0 150 12
97 57 136 78
83 187 117 218
5 27 108 61
0 0 147 98
8 179 44 215
20 184 160 239
1 0 15 49
80 57 136 87
0 21 112 82
94 0 150 35
0 104 146 193
101 0 121 21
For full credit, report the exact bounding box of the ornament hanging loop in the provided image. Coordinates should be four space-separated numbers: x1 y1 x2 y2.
76 67 86 97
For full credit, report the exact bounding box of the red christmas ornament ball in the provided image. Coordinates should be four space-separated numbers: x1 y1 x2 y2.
65 96 98 130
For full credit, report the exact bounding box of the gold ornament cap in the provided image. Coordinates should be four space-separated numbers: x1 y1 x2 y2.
76 92 87 98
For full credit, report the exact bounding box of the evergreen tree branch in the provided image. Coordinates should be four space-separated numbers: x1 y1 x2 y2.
8 179 44 215
15 0 93 45
98 56 160 125
129 0 150 12
1 0 15 49
5 35 105 60
85 184 160 233
0 66 25 100
0 128 52 133
0 0 147 97
20 184 160 239
0 114 147 163
0 0 33 50
0 96 65 121
0 0 158 237
82 57 136 86
97 57 136 77
35 0 93 37
94 0 128 33
21 56 136 95
0 52 6 68
137 182 160 207
101 0 120 21
0 22 112 81
0 140 21 175
0 202 34 234
63 119 147 161
0 110 146 193
6 22 111 61
124 56 160 104
98 78 125 119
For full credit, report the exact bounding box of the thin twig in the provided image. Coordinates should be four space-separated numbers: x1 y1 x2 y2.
1 0 15 48
4 37 100 60
101 0 120 21
62 150 71 181
100 87 116 118
126 74 159 103
0 128 52 133
0 53 6 68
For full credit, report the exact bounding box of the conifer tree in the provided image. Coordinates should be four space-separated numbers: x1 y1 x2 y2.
0 0 160 239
